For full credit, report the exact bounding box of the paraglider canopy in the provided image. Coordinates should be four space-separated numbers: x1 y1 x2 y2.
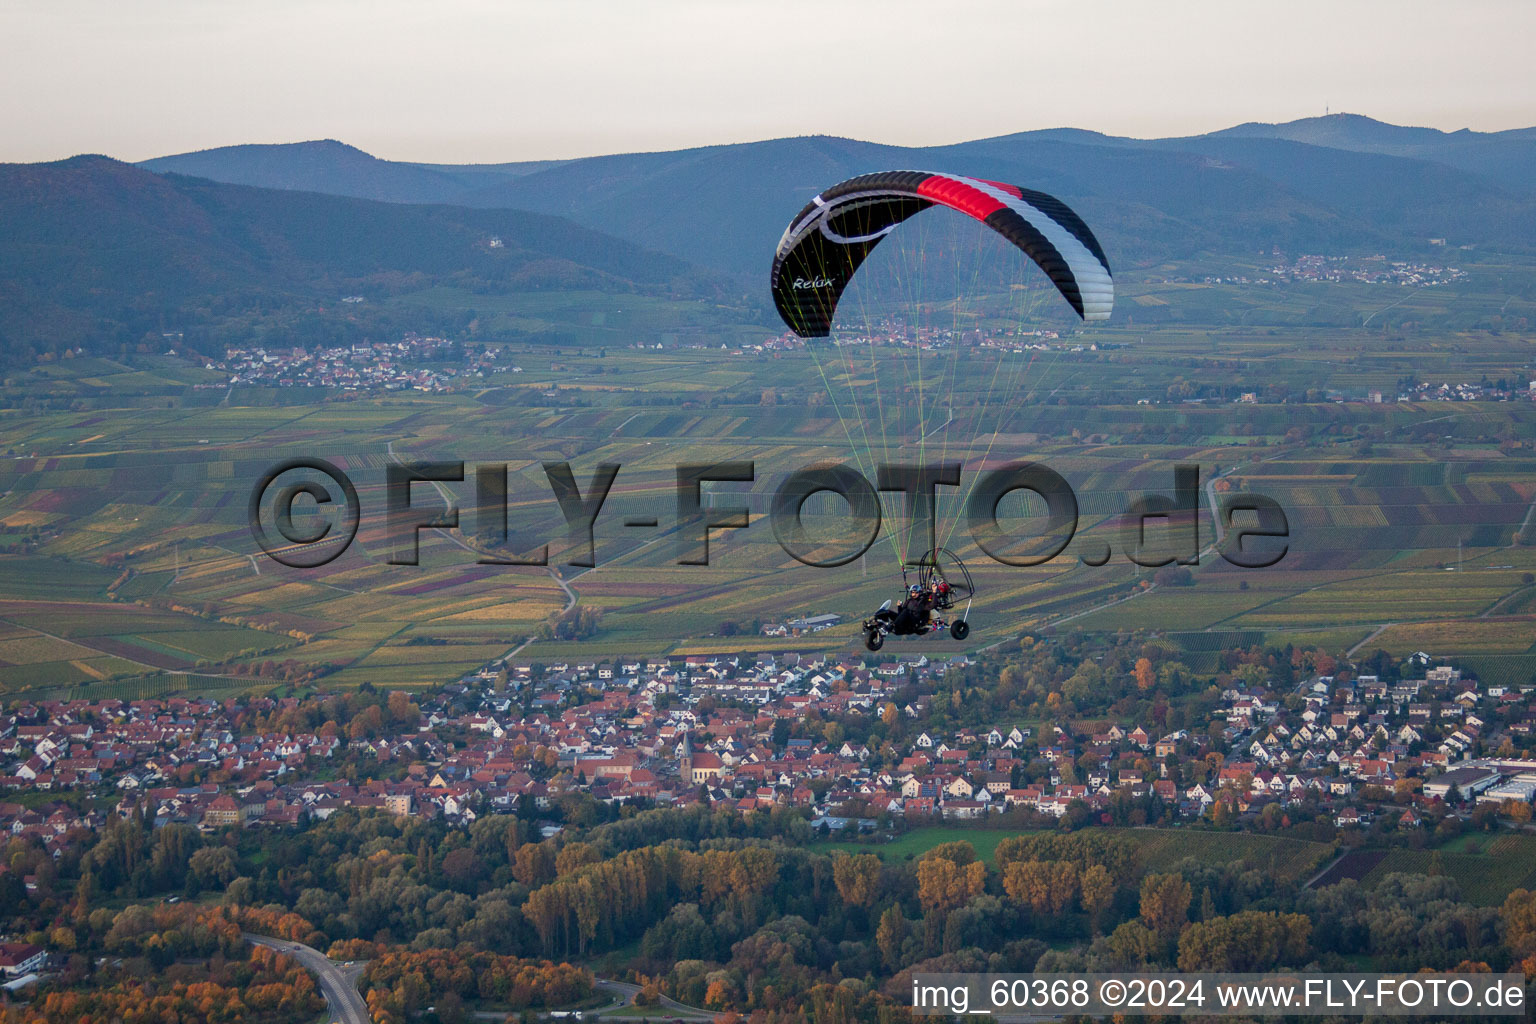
771 170 1113 337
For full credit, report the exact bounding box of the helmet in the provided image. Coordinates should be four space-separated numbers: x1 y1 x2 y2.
908 584 921 597
937 581 951 594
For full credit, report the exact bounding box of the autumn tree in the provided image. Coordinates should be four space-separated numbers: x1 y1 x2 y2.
1134 657 1156 691
347 704 385 740
1140 872 1192 943
1502 889 1536 959
386 690 421 727
875 905 907 970
917 857 987 913
831 852 882 909
1176 911 1311 971
1102 920 1161 968
1002 860 1078 915
994 833 1139 883
440 847 484 890
924 841 977 866
512 842 557 888
555 841 601 877
1081 863 1115 935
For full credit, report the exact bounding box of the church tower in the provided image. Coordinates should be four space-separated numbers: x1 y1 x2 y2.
679 730 694 785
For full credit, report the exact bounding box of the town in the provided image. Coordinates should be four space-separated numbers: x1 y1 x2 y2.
1265 253 1468 287
5 645 1533 863
748 324 1076 356
204 335 522 392
1152 252 1470 288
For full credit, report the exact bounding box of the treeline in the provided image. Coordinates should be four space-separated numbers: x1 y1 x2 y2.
0 906 322 1024
362 949 591 1024
234 684 421 739
523 845 792 956
10 896 593 1024
539 605 602 641
510 829 1314 1014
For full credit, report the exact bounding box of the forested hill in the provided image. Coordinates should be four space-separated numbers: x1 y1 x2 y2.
136 114 1536 277
141 139 564 205
0 155 704 360
1205 113 1536 193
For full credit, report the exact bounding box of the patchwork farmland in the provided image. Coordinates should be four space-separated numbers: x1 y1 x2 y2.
0 322 1533 692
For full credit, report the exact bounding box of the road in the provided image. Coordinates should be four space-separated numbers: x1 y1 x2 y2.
590 979 716 1020
1303 849 1352 889
1510 485 1536 550
1205 465 1232 548
386 438 482 559
245 933 368 1024
461 976 714 1021
1202 448 1294 552
242 934 713 1024
0 613 250 687
1347 622 1393 657
388 436 579 661
1361 284 1424 327
385 435 686 663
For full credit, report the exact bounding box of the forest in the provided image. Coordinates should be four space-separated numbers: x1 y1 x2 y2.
0 797 1532 1023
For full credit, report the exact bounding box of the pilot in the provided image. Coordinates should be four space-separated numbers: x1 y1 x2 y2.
890 583 934 635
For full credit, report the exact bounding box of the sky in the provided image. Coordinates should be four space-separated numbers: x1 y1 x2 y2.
3 0 1534 164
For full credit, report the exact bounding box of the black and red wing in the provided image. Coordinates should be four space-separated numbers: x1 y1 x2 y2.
770 171 1113 338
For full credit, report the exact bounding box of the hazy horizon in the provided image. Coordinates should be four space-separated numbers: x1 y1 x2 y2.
23 109 1536 169
4 0 1534 165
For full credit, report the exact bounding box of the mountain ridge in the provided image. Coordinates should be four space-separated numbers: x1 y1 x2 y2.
132 115 1536 277
0 155 707 360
